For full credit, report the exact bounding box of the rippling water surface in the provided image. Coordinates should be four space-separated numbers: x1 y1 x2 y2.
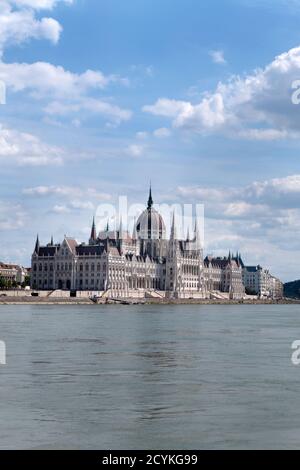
0 304 300 449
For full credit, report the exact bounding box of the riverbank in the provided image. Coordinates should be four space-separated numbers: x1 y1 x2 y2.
0 296 298 305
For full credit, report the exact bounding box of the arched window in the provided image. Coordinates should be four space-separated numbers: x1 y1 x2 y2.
85 264 89 272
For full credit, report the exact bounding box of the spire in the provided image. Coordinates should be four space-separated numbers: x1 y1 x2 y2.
90 216 97 242
186 227 190 241
170 211 176 240
105 219 110 239
194 218 200 248
147 183 153 210
118 216 123 239
50 235 54 246
34 234 40 254
228 250 231 261
132 217 137 240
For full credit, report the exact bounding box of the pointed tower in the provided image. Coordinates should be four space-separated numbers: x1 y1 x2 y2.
89 217 97 244
34 234 40 254
167 211 179 293
170 211 177 240
147 183 153 210
132 217 137 240
118 216 123 239
193 218 201 250
132 216 140 255
50 235 54 246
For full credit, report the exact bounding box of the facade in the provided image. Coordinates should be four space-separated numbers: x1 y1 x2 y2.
242 264 283 299
0 262 28 285
30 188 281 299
204 254 245 299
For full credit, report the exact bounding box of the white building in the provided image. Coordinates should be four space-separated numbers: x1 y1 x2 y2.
30 187 281 299
0 262 28 285
242 265 283 299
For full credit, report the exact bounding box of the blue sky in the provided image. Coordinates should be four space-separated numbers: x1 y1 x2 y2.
1 0 300 280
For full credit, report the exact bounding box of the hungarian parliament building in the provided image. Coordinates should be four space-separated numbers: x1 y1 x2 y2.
31 188 283 300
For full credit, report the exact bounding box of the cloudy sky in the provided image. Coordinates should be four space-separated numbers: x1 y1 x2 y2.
1 0 300 281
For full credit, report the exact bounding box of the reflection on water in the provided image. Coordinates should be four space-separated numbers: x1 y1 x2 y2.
0 304 300 449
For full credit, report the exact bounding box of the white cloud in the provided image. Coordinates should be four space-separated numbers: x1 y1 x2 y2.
136 131 148 140
44 98 132 123
0 1 65 54
238 128 289 141
153 127 171 138
23 185 112 201
209 49 227 65
144 45 300 139
0 61 127 98
52 200 95 214
52 204 70 214
126 144 144 157
0 61 132 123
0 127 64 165
10 0 73 9
0 201 27 231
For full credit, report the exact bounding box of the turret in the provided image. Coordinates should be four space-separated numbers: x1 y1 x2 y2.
147 183 153 210
170 211 177 240
89 216 97 244
34 234 40 254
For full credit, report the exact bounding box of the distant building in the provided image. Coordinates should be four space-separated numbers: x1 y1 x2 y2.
0 262 28 285
30 187 282 299
242 264 283 299
204 254 245 299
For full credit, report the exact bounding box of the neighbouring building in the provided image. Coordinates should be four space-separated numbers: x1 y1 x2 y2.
0 262 28 285
242 264 283 299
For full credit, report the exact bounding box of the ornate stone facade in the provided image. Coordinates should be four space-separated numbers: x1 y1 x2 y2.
31 188 248 299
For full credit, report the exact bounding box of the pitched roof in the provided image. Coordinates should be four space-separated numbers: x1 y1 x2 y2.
76 245 105 256
65 237 78 254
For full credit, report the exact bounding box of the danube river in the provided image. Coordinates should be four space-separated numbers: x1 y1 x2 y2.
0 304 300 449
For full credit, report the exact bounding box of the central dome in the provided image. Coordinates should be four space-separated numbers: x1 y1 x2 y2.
136 187 166 240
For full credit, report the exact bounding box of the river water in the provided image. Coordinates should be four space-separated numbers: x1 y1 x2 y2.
0 303 300 449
